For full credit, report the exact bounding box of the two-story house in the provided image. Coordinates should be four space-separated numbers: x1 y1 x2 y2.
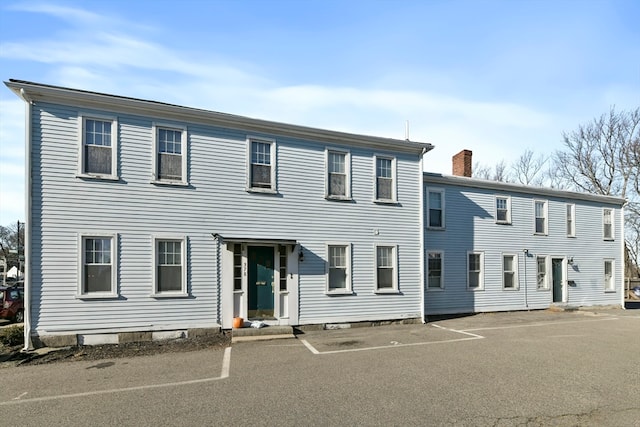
6 79 433 348
424 150 626 315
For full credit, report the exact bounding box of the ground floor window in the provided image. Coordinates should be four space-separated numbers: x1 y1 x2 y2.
376 245 397 291
154 237 187 295
537 256 548 290
327 244 351 293
604 260 614 291
502 254 518 290
467 252 484 290
80 235 117 296
427 251 443 289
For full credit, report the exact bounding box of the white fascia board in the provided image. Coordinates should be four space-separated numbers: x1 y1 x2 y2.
423 173 626 206
5 80 434 155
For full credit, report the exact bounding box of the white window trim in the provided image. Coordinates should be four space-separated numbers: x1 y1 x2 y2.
426 250 444 291
325 243 353 295
536 255 550 291
426 188 445 229
77 114 119 180
325 147 352 200
467 251 484 291
77 233 118 299
566 203 576 237
151 123 188 186
602 208 614 241
374 244 399 293
246 136 277 193
604 259 615 292
533 199 548 235
502 253 519 290
152 235 188 297
373 154 397 204
495 195 511 225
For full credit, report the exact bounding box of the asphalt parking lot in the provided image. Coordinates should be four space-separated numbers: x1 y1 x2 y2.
1 308 639 426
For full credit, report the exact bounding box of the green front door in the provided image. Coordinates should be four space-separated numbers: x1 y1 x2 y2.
552 258 563 303
248 246 275 319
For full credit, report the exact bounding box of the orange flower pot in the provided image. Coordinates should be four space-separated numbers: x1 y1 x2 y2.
233 317 244 329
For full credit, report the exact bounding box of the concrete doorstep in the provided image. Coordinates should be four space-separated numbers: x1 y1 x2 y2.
231 325 295 343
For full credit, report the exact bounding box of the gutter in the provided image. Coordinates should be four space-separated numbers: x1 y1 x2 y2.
419 145 433 323
20 88 33 351
621 205 626 309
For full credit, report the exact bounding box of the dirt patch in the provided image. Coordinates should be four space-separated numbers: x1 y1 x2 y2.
1 332 230 368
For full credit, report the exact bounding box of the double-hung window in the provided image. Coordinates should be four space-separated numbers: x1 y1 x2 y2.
537 256 549 290
427 251 443 289
496 196 511 224
154 237 187 296
327 244 351 293
248 138 276 191
374 156 396 202
153 124 187 184
79 235 117 297
467 252 484 290
604 260 614 291
534 200 547 235
375 245 397 292
427 189 445 228
79 116 118 178
566 204 576 237
502 254 518 290
603 208 614 240
326 149 350 199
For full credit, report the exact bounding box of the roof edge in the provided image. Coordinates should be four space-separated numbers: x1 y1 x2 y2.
423 172 626 205
5 79 434 155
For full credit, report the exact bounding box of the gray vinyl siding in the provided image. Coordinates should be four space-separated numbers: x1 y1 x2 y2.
29 102 423 334
424 180 623 315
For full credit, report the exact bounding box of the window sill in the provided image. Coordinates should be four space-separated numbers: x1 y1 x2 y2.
374 289 400 295
603 238 615 242
566 235 576 238
467 287 484 291
427 226 445 231
151 179 189 187
150 293 190 298
76 173 120 182
373 199 399 206
246 187 278 195
495 221 511 225
426 287 445 292
604 289 617 293
325 290 354 296
502 287 520 291
325 195 353 202
76 293 119 300
533 233 548 236
536 287 550 291
233 289 244 294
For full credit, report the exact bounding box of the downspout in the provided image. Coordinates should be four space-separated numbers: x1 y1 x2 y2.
419 147 427 323
20 88 33 351
620 204 625 309
523 249 529 309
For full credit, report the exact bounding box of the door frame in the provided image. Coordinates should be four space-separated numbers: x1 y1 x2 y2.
551 257 567 304
220 240 299 328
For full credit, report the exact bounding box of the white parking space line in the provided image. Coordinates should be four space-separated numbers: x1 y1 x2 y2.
459 317 618 332
1 347 232 406
299 325 485 355
430 323 484 338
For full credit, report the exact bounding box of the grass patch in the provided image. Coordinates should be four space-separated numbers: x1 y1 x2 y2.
0 325 24 347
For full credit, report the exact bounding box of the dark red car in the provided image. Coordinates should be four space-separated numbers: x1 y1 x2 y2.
0 285 24 323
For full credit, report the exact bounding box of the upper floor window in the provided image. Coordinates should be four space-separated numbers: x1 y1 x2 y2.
79 234 117 297
427 251 443 289
374 155 396 202
534 200 547 235
566 204 576 237
326 149 351 199
502 254 518 290
79 116 118 179
153 237 187 296
467 252 484 290
248 138 276 192
427 189 445 229
153 124 187 184
603 208 614 240
604 260 614 291
375 245 398 292
496 196 511 224
327 244 351 294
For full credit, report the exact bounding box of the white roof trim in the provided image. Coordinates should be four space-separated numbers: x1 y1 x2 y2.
423 173 626 205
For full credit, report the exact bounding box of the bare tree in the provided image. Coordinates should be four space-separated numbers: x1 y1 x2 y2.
473 160 509 182
511 149 548 186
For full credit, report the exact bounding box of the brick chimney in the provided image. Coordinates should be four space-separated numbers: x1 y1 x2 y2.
452 149 472 177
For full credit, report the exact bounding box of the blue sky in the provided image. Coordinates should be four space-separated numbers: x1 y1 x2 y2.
1 0 639 225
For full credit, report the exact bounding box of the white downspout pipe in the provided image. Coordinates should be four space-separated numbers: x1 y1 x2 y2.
620 204 625 309
419 147 427 323
20 88 33 351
